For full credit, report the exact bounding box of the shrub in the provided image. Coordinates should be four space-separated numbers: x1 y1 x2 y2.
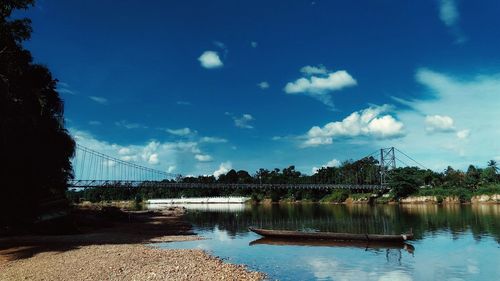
321 190 350 203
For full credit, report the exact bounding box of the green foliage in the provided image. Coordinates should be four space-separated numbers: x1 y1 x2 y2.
417 188 472 202
388 167 424 199
1 0 75 227
348 193 370 201
473 184 500 195
321 189 350 203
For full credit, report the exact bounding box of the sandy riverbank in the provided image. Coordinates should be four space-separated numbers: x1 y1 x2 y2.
0 206 264 281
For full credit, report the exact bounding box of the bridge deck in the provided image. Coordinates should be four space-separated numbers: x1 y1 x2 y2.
69 180 382 190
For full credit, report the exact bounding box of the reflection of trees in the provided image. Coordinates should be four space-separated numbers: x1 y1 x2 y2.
184 204 500 242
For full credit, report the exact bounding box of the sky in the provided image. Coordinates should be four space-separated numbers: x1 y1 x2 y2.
18 0 500 177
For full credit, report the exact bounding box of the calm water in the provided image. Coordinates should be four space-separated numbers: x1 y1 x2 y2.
157 204 500 280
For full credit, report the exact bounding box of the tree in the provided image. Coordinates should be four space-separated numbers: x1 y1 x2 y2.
465 165 481 190
387 167 423 199
487 160 498 173
1 0 75 227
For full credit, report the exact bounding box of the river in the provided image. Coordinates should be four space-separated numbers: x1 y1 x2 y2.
157 204 500 280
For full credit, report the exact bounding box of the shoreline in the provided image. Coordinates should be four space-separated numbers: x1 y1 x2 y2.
0 206 264 281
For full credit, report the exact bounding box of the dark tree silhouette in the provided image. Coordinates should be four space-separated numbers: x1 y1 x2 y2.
1 0 75 227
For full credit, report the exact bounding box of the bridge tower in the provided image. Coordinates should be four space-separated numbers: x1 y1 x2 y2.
380 147 396 188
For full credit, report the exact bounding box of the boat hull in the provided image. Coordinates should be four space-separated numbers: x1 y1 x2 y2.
248 227 413 242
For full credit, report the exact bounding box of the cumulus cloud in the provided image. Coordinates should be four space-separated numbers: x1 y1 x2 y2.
195 154 213 162
303 105 404 147
284 68 357 108
311 158 341 174
198 51 223 69
250 41 258 48
285 70 356 94
425 115 455 133
166 127 195 136
300 65 328 75
213 162 232 178
257 81 269 89
89 96 107 104
88 120 101 126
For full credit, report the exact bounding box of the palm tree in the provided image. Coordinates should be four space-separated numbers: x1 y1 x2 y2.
487 160 498 173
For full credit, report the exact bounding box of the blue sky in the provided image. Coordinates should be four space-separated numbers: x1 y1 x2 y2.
20 0 500 176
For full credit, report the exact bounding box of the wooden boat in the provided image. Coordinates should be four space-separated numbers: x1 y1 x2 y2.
248 227 413 242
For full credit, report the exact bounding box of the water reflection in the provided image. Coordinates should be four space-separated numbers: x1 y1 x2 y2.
183 204 500 242
160 204 500 281
249 237 415 255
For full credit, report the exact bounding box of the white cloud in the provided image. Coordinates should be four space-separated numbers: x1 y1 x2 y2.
456 129 470 140
195 154 213 162
311 159 341 174
425 115 455 133
213 41 226 50
213 162 232 178
303 104 404 147
167 165 176 173
200 136 228 143
176 101 191 106
325 159 341 167
58 88 76 95
148 153 159 165
438 0 466 43
167 127 195 136
118 147 131 155
57 82 76 95
439 0 459 27
257 81 269 89
198 51 223 69
285 70 356 94
89 96 107 104
228 113 255 129
250 41 258 48
88 120 101 126
300 65 328 75
284 69 357 108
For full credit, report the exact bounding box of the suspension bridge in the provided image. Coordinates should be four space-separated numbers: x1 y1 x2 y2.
69 144 427 190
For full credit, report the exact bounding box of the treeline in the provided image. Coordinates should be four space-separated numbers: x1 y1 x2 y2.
1 0 75 227
67 158 500 203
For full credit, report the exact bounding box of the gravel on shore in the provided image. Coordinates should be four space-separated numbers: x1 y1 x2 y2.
0 244 263 281
0 206 265 281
